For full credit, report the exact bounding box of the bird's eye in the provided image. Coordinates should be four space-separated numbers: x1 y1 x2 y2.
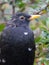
19 16 25 20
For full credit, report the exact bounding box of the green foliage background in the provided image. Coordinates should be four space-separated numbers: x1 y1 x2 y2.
0 0 49 65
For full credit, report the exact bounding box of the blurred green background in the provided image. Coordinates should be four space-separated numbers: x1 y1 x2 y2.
0 0 49 65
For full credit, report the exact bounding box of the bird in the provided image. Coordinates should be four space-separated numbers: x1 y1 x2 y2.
0 12 40 65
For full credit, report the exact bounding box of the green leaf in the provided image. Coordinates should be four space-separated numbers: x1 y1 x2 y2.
35 36 41 43
0 24 5 32
18 2 25 8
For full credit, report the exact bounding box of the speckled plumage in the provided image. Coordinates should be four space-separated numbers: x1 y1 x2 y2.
0 12 35 65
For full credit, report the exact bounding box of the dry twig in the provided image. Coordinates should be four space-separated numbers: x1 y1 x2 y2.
34 3 49 15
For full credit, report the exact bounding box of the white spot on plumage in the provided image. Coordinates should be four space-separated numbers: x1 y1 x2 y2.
28 48 32 51
2 59 6 63
24 32 28 35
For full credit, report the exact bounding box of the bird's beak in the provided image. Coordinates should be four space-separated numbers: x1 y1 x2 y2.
29 15 41 21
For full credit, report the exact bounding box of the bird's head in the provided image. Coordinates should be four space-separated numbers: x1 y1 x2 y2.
11 12 41 27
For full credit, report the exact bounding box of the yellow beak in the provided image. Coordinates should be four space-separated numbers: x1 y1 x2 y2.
29 15 41 21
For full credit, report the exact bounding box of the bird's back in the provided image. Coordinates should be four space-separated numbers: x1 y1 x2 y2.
0 26 35 65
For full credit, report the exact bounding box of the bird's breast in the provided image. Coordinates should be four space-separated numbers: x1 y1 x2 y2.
11 27 30 43
2 27 32 45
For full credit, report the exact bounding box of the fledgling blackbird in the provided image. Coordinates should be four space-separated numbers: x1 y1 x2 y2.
0 12 40 65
